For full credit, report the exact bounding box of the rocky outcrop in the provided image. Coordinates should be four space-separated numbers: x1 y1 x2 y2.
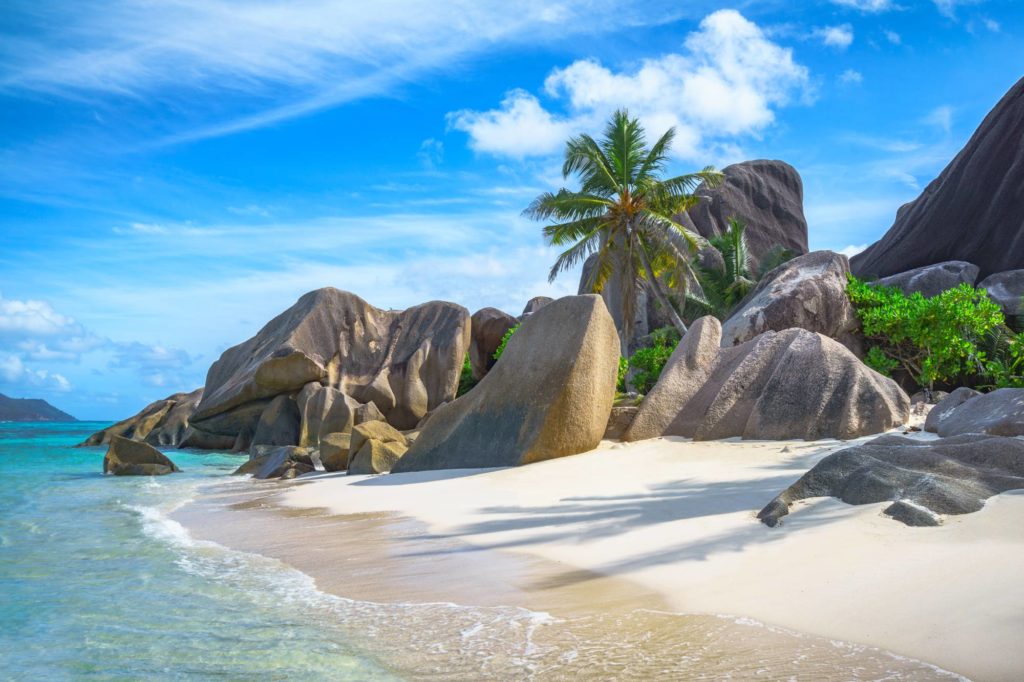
758 434 1024 527
923 387 982 433
521 296 553 317
235 445 316 479
851 77 1024 280
393 295 619 472
603 406 639 440
469 307 518 380
625 317 909 442
979 270 1024 325
873 261 979 298
682 159 809 271
924 388 1024 437
319 433 352 471
347 421 409 474
103 436 180 476
81 388 203 448
720 251 861 352
251 394 301 447
189 288 470 447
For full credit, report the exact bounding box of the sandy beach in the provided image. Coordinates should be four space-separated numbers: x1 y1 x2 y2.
242 434 1024 681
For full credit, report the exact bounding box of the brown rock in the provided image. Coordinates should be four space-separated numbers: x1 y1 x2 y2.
347 439 408 475
319 432 353 471
469 307 518 380
103 436 180 476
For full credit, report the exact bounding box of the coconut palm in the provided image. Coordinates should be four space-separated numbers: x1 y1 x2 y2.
524 109 723 349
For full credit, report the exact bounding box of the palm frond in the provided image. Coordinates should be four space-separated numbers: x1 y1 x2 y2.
547 232 602 284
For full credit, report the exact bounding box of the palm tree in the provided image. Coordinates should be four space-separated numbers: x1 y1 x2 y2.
524 109 723 349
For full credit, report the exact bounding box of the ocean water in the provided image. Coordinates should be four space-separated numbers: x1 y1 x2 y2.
0 422 965 681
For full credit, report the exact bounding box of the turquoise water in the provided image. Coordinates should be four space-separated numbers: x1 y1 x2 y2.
0 422 966 680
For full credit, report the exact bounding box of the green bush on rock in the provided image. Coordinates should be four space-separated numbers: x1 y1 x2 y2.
492 323 519 363
847 276 1006 389
626 326 681 394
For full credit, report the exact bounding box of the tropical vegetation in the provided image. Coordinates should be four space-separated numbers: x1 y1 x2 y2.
524 108 723 350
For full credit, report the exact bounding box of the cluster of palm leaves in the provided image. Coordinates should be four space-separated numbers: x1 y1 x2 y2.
523 109 723 349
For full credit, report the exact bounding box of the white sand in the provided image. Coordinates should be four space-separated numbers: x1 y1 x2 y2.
280 435 1024 681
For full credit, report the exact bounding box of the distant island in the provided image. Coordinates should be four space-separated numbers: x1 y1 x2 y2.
0 394 77 422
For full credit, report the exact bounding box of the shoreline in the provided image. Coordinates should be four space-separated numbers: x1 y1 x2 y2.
174 433 1024 680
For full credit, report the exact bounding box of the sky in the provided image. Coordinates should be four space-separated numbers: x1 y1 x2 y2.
1 0 1021 419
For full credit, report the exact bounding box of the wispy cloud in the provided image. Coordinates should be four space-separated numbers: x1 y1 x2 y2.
1 1 695 145
814 24 855 49
923 105 954 133
840 69 863 84
830 0 896 12
449 10 810 161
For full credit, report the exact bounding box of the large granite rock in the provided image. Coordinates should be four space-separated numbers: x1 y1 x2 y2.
851 77 1024 280
923 387 982 433
251 394 301 447
758 434 1024 527
873 261 979 298
190 288 471 442
979 269 1024 325
393 295 620 472
682 159 809 272
720 251 861 352
296 383 358 447
469 307 518 380
925 388 1024 437
521 296 553 317
103 436 180 476
625 316 909 442
81 389 203 448
235 445 315 480
319 432 352 471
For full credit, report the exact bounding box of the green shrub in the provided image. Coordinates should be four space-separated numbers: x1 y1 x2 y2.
617 356 629 392
846 276 1006 389
492 323 520 363
983 327 1024 388
625 325 680 394
456 354 478 396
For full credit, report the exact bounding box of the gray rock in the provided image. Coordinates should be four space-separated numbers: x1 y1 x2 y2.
625 316 909 442
683 159 809 272
758 434 1024 527
979 269 1024 323
81 388 203 448
851 77 1024 280
469 307 518 380
192 288 470 436
251 394 301 447
603 406 639 440
103 436 180 476
720 251 862 353
319 432 352 471
393 295 620 472
873 261 979 298
924 387 982 433
521 296 553 317
910 390 949 405
929 388 1024 437
354 401 384 425
237 446 311 479
297 383 357 447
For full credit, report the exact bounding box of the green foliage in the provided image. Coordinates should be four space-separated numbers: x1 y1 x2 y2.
625 325 680 394
524 108 723 341
847 276 1006 388
982 326 1024 388
456 354 478 397
863 346 900 377
617 356 629 392
492 323 520 363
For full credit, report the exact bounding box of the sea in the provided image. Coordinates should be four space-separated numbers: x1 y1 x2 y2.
0 421 966 681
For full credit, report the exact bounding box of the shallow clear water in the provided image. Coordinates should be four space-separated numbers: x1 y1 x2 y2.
0 422 964 680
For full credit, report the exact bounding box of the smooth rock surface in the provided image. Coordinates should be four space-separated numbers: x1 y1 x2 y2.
393 295 620 472
192 288 470 438
319 432 352 471
873 261 979 298
103 436 180 476
758 434 1024 527
720 251 861 352
928 388 1024 437
520 296 553 317
979 269 1024 322
297 383 357 447
251 394 301 447
851 77 1024 280
348 439 408 475
625 317 909 442
469 307 518 380
682 159 809 271
923 387 982 433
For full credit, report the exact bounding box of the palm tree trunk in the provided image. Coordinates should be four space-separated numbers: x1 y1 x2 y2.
638 246 689 336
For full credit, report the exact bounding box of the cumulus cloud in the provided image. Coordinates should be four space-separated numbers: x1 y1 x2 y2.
449 10 810 160
0 294 78 336
831 0 895 11
0 354 72 392
815 25 855 49
838 243 869 258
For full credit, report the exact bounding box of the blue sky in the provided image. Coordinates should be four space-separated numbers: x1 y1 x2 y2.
1 0 1021 419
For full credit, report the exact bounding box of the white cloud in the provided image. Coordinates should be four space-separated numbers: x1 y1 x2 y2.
884 30 902 44
815 24 855 49
0 294 79 337
840 69 864 84
417 138 444 169
924 105 954 133
831 0 895 11
838 243 869 257
1 1 693 145
449 10 810 160
0 354 72 392
933 0 985 18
